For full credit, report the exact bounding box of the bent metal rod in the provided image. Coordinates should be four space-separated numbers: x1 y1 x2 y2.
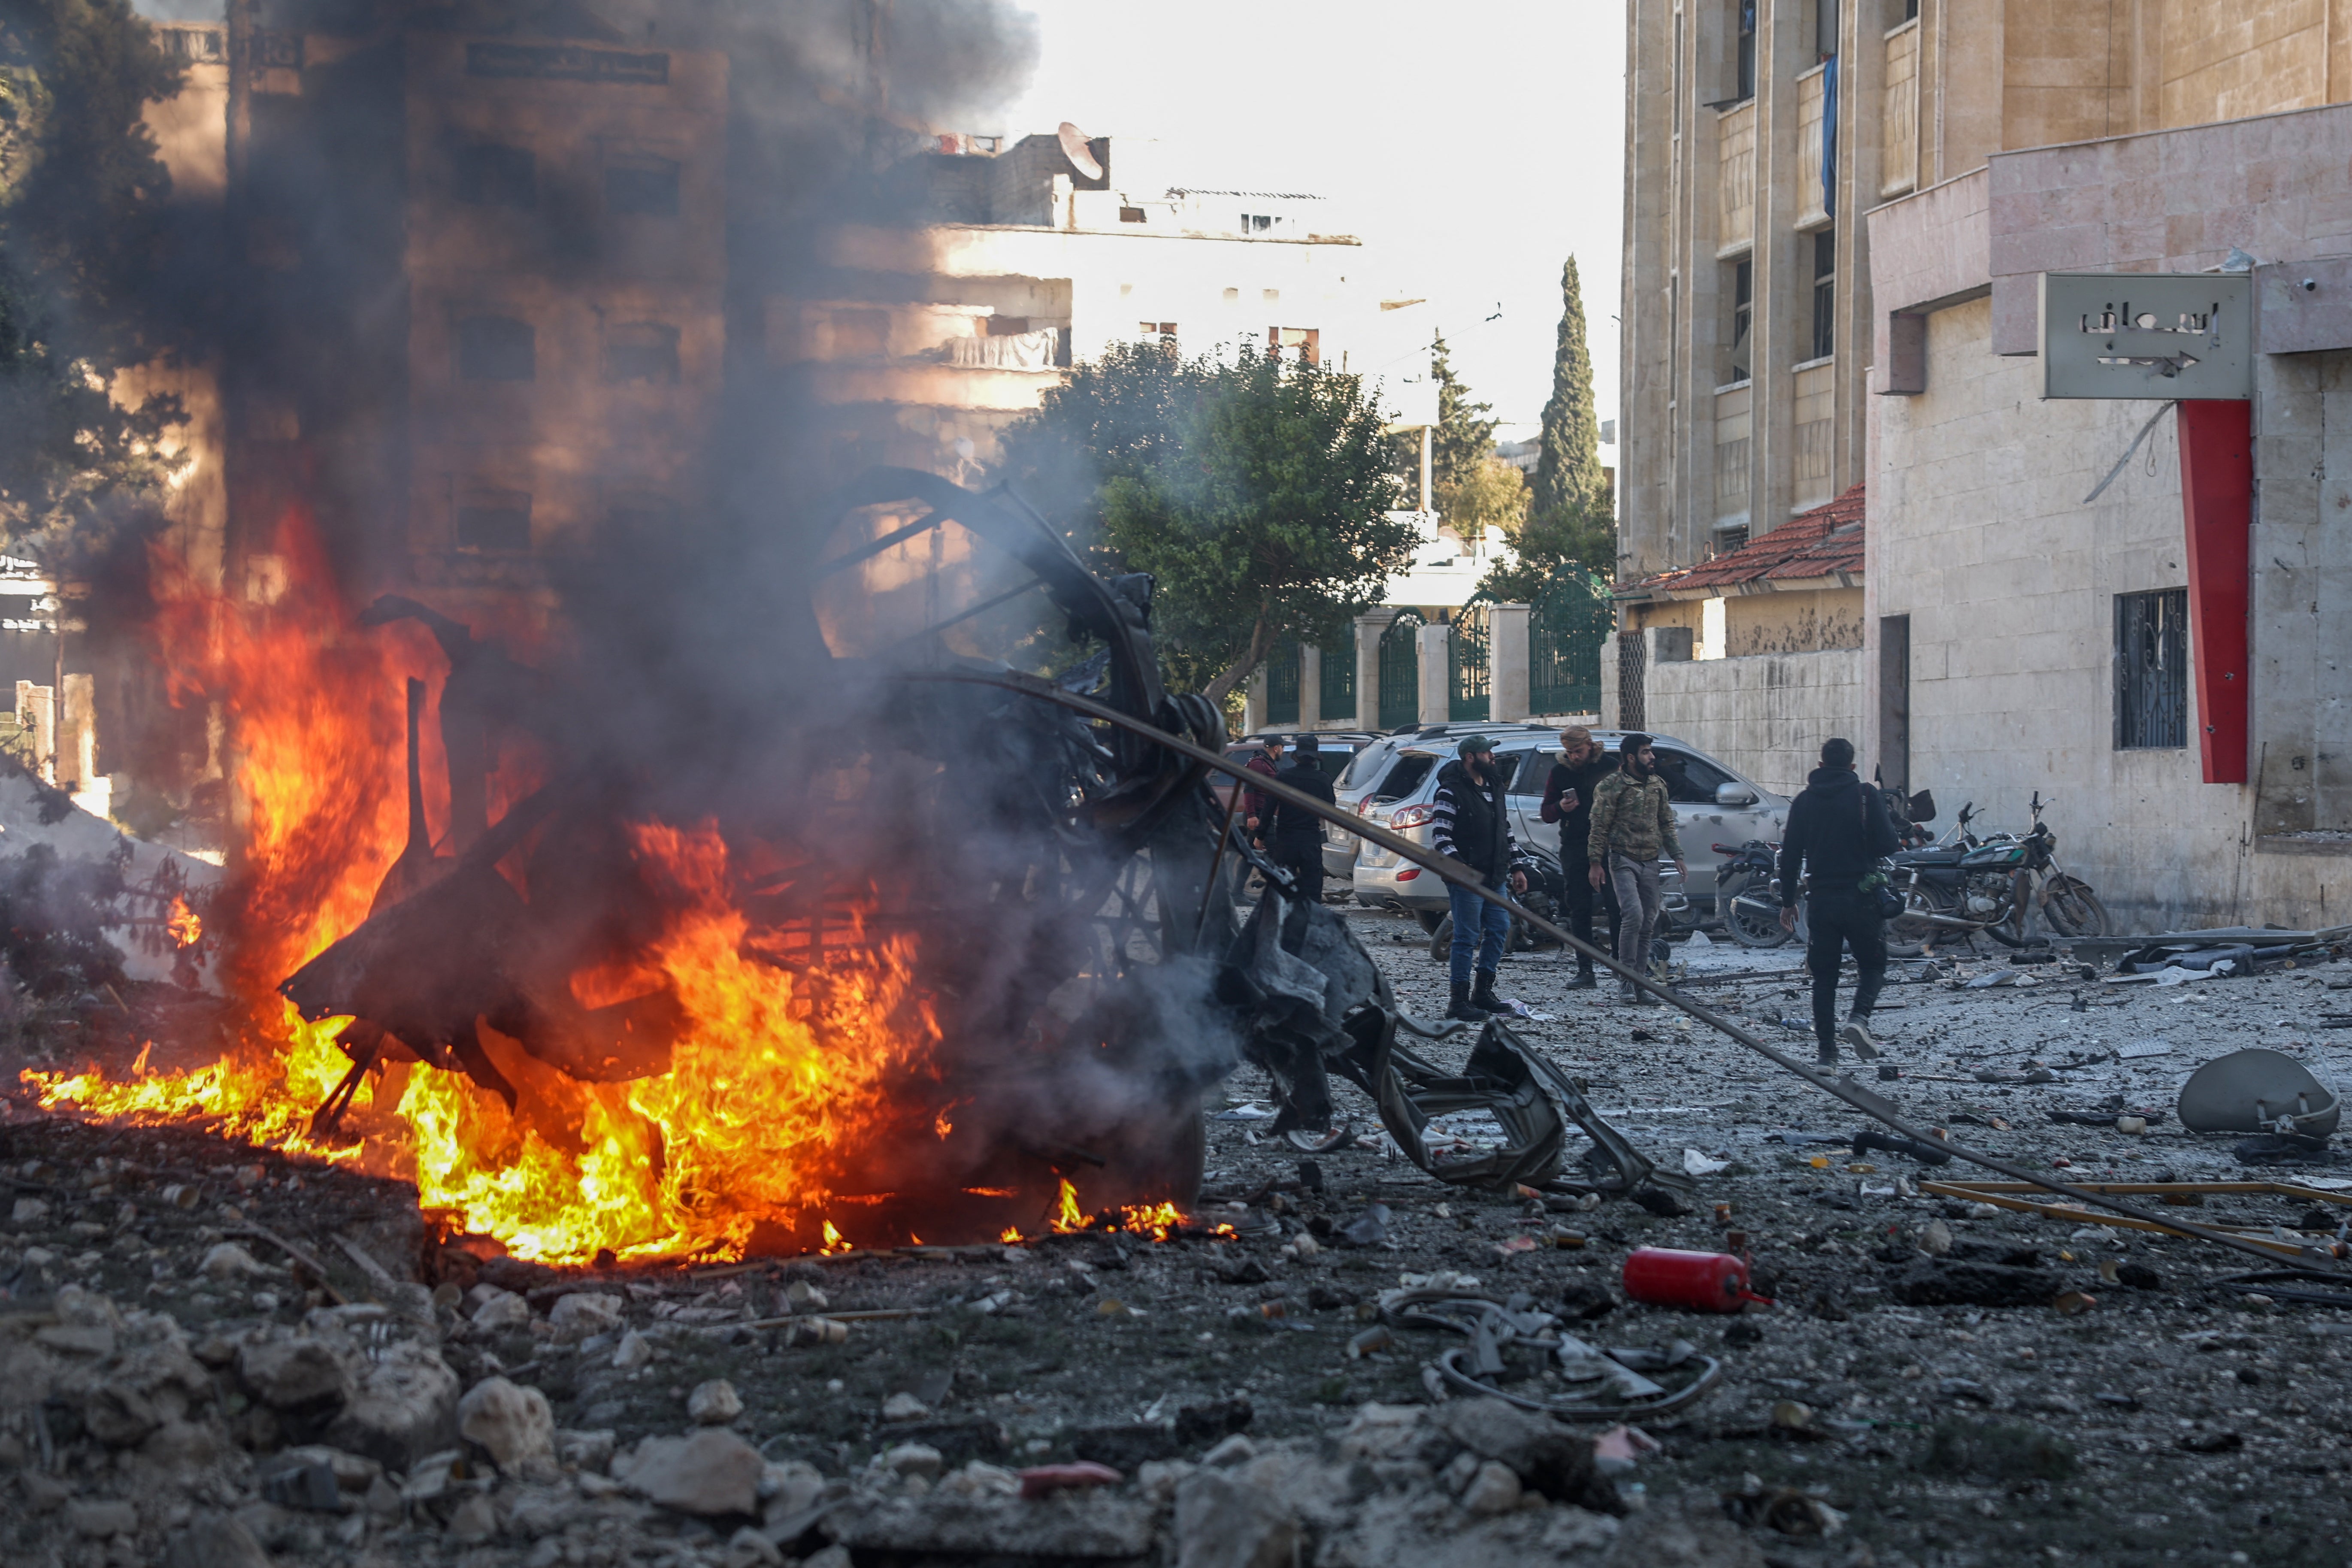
907 668 2336 1275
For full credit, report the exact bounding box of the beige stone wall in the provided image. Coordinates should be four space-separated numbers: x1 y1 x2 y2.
1865 297 2352 929
1724 586 1864 655
1644 649 1866 799
2161 0 2332 127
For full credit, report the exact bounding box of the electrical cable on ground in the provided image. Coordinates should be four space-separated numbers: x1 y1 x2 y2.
904 668 2345 1276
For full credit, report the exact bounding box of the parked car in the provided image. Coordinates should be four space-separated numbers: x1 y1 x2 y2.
1350 730 1789 926
1321 722 1565 879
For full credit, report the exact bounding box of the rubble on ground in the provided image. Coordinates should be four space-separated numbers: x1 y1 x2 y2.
1 911 2349 1567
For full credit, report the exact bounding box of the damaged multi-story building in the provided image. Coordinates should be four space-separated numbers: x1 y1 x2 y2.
93 0 1446 834
1615 0 2352 927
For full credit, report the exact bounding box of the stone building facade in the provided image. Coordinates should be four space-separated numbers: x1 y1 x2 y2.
1620 0 2352 579
1865 104 2352 931
1622 0 2352 925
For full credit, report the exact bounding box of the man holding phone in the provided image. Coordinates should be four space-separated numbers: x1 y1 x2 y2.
1541 726 1620 990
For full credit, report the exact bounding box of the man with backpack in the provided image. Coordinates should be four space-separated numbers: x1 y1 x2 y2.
1777 737 1902 1066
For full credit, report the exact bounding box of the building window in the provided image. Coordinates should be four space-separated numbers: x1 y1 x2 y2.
1810 229 1835 361
2114 589 2189 749
1138 321 1177 346
456 315 535 381
1815 0 1840 59
454 143 535 208
605 156 680 216
1241 213 1285 234
603 321 680 383
1268 326 1319 365
1733 0 1756 101
1723 258 1752 384
1118 206 1146 223
455 489 531 553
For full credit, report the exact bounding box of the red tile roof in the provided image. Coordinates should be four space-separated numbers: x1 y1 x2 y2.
1625 483 1865 596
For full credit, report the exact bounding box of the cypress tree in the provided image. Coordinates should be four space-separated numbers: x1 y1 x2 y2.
1429 331 1496 495
1532 257 1606 524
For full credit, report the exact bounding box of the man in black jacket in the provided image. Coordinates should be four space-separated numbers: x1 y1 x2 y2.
1539 725 1620 990
1432 736 1531 1020
1268 735 1336 903
1777 737 1902 1066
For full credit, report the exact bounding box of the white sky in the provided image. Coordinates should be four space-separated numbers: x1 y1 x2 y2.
998 0 1626 438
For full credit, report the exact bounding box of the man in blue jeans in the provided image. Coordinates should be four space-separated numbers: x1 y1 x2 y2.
1432 736 1531 1021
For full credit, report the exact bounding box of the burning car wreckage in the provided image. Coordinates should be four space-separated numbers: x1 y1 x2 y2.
261 466 1714 1417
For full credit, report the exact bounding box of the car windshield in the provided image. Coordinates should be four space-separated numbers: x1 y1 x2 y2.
1374 754 1437 802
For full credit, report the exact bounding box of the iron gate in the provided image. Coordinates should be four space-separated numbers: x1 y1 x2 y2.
1320 638 1355 722
1265 640 1301 727
1530 571 1613 717
1448 608 1490 723
1377 611 1423 730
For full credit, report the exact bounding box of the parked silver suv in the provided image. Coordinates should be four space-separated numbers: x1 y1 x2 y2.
1322 723 1565 879
1348 730 1789 923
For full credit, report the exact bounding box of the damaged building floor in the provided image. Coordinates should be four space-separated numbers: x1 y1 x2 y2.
4 904 2352 1568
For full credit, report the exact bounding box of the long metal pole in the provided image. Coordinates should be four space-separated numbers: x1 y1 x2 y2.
905 668 2334 1273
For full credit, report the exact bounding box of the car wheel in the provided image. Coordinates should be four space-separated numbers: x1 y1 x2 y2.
1414 909 1445 934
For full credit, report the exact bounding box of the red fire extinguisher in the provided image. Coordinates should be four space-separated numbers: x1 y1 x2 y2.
1621 1246 1774 1314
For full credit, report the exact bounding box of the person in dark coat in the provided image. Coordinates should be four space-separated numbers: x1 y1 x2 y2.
1777 736 1903 1066
1539 724 1621 989
1268 735 1336 904
1432 736 1532 1020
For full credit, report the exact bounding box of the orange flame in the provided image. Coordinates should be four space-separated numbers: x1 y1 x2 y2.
27 507 948 1263
1051 1176 1084 1233
165 896 202 948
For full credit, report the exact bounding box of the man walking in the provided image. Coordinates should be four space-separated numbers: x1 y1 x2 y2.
1777 737 1901 1066
1586 733 1684 1005
1432 736 1530 1021
1540 725 1620 990
1267 735 1336 904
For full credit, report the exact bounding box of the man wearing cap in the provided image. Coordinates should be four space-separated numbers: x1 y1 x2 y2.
1431 736 1531 1020
1266 735 1336 904
1586 733 1684 1005
1540 725 1620 990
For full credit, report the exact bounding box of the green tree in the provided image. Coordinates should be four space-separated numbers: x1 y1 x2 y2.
1438 454 1528 542
1485 256 1614 599
0 0 188 569
1429 330 1495 496
1004 341 1416 707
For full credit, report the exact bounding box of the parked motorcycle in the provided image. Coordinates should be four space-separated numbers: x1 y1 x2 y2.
1886 792 2108 952
1712 838 1797 949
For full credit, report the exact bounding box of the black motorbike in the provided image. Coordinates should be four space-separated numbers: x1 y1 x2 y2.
1884 792 2108 952
1712 838 1795 950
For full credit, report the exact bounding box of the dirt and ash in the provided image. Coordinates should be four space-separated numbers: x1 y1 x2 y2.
3 906 2351 1568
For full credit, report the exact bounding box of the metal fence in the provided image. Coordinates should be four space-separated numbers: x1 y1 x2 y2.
1378 611 1423 730
1531 572 1614 717
1265 639 1300 726
1448 608 1489 723
1320 638 1355 722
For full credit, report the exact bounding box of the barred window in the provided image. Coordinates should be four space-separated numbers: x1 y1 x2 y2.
2114 588 2187 749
